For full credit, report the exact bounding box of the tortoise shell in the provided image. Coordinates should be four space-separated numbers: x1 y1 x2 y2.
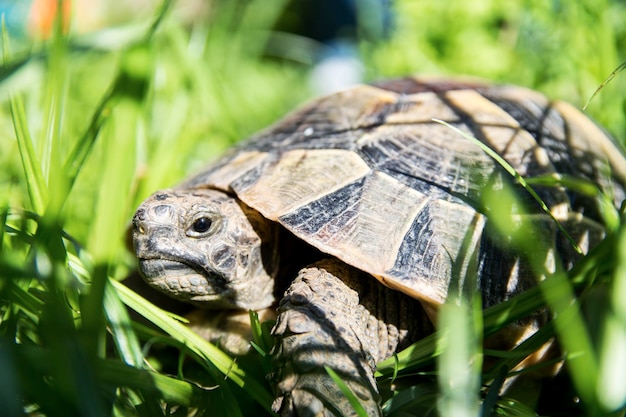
181 77 626 307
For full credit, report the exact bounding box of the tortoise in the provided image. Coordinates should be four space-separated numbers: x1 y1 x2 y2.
132 77 626 416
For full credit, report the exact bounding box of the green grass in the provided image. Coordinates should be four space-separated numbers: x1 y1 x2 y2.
1 0 625 416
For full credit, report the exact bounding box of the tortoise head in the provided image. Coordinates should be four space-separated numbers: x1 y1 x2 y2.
132 188 279 310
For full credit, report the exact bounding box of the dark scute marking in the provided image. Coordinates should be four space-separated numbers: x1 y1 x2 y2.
372 77 487 95
382 163 476 206
477 214 596 309
247 100 424 154
356 126 494 204
155 193 169 201
244 90 394 153
475 226 527 308
246 80 483 155
230 152 281 192
480 91 620 223
390 204 435 280
250 129 362 153
477 219 557 308
279 177 366 236
477 90 552 137
356 124 564 217
475 91 586 180
429 87 581 217
477 88 573 146
477 93 582 178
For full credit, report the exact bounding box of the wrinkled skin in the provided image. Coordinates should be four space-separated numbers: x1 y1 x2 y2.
132 188 430 416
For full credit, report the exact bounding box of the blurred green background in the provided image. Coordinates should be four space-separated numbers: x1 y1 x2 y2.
1 0 625 416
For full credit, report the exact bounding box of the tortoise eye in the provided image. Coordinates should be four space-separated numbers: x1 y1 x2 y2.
186 211 219 238
192 217 212 234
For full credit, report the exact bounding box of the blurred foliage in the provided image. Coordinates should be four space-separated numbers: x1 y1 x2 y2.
0 0 625 416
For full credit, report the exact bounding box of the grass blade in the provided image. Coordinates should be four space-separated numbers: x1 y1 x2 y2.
63 0 171 194
432 118 583 254
325 366 369 417
378 232 614 380
583 60 626 111
103 279 144 367
8 94 47 214
2 20 47 214
437 302 481 417
596 215 626 411
111 279 275 413
95 358 207 406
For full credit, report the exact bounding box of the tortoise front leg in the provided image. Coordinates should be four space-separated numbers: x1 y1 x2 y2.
271 259 431 417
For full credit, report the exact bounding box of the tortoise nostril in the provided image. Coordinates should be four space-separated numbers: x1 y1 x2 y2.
133 205 176 234
133 209 147 233
135 208 146 221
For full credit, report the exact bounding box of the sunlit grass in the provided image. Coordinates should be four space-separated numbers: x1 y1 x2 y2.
1 0 625 416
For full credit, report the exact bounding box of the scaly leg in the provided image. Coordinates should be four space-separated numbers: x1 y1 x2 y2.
271 259 432 417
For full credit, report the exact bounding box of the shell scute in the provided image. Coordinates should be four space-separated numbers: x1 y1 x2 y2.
180 77 626 305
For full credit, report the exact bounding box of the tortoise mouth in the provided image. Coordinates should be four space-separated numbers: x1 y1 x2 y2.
138 257 198 278
137 258 227 304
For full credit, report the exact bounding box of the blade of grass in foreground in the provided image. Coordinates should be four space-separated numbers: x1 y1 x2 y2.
111 279 275 413
583 60 626 111
325 366 369 417
2 21 47 214
8 94 46 213
376 233 614 379
96 358 206 407
432 118 583 255
596 214 626 411
17 343 206 407
480 150 602 415
382 383 438 416
64 0 171 193
525 174 621 233
103 280 144 368
437 301 482 417
435 118 605 412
